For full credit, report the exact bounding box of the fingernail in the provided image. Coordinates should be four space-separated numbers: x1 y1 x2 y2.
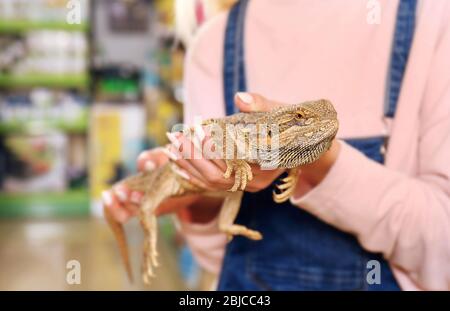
192 125 205 150
194 124 205 142
236 92 253 105
172 166 190 180
101 191 113 206
144 160 156 172
166 132 181 148
161 147 179 161
137 151 149 161
130 191 143 204
114 188 128 203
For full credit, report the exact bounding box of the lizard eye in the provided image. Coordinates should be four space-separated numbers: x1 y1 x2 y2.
295 111 305 120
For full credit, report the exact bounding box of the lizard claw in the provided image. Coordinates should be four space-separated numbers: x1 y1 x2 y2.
221 224 263 241
281 176 294 183
276 182 292 190
224 160 253 192
272 169 299 203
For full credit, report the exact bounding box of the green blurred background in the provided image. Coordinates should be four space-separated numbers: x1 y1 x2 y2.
0 0 213 290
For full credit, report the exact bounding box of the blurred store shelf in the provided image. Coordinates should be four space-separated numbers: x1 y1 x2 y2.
0 105 89 135
0 189 89 218
0 20 89 34
0 0 204 292
0 0 91 218
0 74 89 90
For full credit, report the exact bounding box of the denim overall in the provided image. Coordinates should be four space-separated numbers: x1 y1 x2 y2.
217 0 417 291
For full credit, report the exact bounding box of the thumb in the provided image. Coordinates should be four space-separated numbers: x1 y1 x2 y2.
235 92 285 113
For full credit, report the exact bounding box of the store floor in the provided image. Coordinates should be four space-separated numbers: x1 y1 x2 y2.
0 217 189 290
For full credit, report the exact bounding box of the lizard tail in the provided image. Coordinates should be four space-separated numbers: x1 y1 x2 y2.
104 206 134 283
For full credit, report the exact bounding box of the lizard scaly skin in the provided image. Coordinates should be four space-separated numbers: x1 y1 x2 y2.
104 99 339 284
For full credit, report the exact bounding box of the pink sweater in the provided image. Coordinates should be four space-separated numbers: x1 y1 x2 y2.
179 0 450 290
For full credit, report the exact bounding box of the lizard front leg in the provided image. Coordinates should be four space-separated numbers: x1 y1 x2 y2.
224 159 253 191
273 168 299 203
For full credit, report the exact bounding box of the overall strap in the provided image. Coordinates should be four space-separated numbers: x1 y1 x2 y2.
223 0 250 116
385 0 417 118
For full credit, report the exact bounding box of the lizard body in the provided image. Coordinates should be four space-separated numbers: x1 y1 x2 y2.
104 99 339 284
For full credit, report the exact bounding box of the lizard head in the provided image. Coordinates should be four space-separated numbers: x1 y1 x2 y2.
258 99 339 169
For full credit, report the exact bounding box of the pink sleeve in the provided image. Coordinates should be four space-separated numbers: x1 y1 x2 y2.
182 14 227 126
175 14 229 275
291 22 450 290
176 217 227 274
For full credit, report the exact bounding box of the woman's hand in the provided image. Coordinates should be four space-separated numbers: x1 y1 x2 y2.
165 132 285 193
163 93 291 194
102 147 222 224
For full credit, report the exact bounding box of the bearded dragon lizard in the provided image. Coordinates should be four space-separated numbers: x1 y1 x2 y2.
104 99 338 284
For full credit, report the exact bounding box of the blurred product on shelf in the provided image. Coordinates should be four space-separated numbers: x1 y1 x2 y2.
93 66 141 102
21 31 87 75
0 87 90 216
0 0 89 27
1 132 67 193
144 37 184 147
146 91 182 147
0 0 90 89
0 36 26 72
0 88 88 133
0 31 88 87
155 0 176 27
89 104 146 217
0 88 89 194
107 0 150 33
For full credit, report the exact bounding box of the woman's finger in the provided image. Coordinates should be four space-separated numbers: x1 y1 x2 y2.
102 190 132 224
168 129 228 173
166 134 227 189
113 184 131 203
201 135 228 171
112 184 142 216
162 141 212 188
178 135 231 187
137 147 170 172
235 92 285 113
171 162 215 191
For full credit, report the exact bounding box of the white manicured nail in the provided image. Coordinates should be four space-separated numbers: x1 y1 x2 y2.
194 124 205 142
192 124 205 150
130 192 142 204
161 147 179 161
114 188 127 202
172 166 190 180
137 151 149 161
101 191 113 206
144 160 156 172
166 132 181 148
236 92 253 105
